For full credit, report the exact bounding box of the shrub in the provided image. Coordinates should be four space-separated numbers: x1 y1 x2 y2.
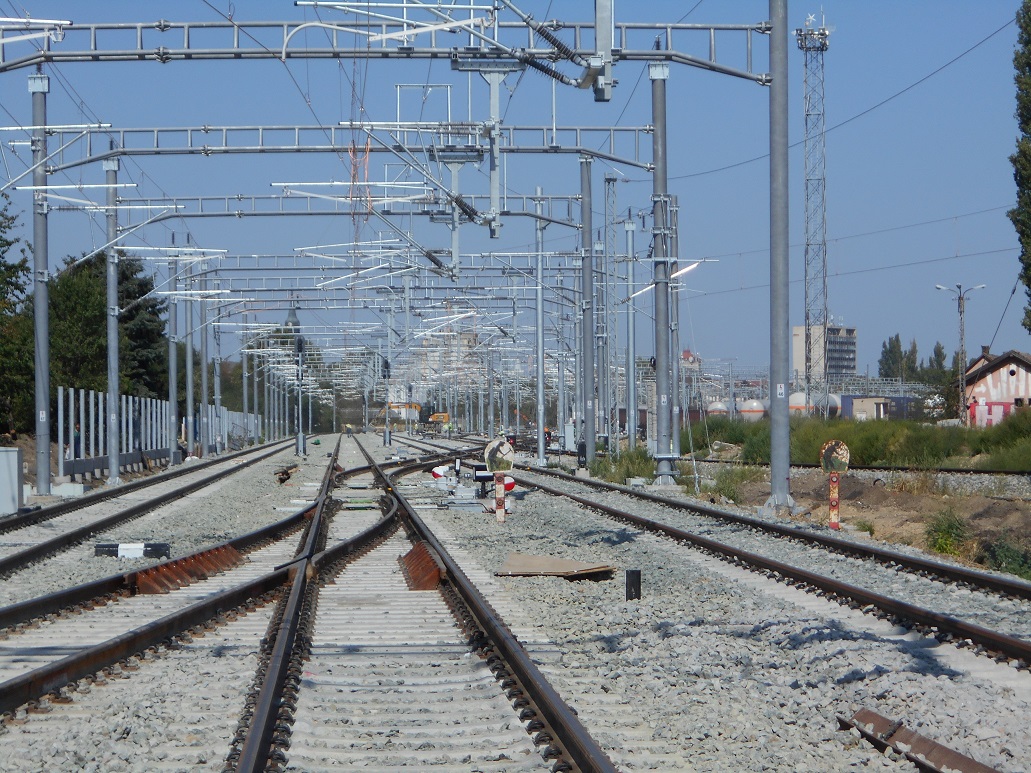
976 536 1031 581
925 507 970 556
976 436 1031 472
973 407 1031 455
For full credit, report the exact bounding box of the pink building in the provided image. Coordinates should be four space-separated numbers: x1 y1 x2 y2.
964 348 1031 427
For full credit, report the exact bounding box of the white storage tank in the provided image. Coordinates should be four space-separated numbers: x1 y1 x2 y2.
707 401 729 416
814 393 842 419
789 392 809 414
740 399 766 422
788 392 841 418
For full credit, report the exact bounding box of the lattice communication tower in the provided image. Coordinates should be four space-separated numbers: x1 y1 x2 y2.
796 16 830 410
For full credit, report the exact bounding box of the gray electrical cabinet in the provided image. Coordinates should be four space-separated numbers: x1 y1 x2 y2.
0 447 23 516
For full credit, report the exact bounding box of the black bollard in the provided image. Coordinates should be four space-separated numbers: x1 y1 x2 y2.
625 569 642 601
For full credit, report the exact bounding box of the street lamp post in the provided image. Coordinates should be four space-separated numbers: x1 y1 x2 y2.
936 283 985 425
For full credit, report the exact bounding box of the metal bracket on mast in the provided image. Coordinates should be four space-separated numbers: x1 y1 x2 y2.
451 58 525 239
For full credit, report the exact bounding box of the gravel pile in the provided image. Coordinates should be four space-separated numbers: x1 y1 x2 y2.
423 472 1031 772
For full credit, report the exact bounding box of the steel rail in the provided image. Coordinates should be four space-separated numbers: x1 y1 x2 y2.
0 566 292 717
0 441 294 577
524 475 1031 664
515 466 1031 602
235 436 344 771
357 444 618 773
0 439 292 535
232 437 403 772
0 446 354 721
0 506 311 631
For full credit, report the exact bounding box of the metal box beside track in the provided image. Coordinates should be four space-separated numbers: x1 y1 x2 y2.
0 447 24 516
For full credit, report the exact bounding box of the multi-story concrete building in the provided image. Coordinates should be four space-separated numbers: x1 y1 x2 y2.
792 323 857 383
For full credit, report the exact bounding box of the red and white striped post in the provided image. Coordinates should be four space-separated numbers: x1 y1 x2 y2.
820 440 850 532
494 472 506 523
828 471 840 530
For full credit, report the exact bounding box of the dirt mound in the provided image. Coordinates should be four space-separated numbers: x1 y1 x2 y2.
736 468 1031 558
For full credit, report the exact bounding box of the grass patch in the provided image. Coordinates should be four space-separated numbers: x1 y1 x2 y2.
852 519 875 537
702 465 765 504
588 447 657 484
925 507 970 557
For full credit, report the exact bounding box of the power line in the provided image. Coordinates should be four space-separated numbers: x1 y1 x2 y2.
691 246 1016 299
645 15 1017 182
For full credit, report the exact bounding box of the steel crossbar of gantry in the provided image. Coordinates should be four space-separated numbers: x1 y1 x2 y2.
0 18 770 85
43 123 654 174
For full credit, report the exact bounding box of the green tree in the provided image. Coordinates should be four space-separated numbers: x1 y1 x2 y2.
878 334 923 380
1009 0 1031 332
0 193 30 435
927 341 948 373
877 334 904 378
115 253 167 397
15 252 167 427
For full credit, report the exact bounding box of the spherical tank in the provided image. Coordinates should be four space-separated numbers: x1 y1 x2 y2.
707 401 728 416
740 399 766 422
788 392 809 413
814 393 841 419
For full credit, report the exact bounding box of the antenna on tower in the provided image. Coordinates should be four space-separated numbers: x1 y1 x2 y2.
796 15 831 415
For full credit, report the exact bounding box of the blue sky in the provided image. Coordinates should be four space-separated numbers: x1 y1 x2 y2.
0 1 1025 376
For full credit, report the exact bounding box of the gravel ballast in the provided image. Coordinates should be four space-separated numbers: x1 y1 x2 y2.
419 467 1031 772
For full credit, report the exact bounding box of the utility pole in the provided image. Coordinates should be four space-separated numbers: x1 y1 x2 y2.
30 69 50 495
241 312 249 447
167 259 178 463
767 0 794 513
650 61 675 485
625 218 638 449
199 270 209 456
184 264 195 458
580 156 596 463
535 186 547 467
104 149 121 484
936 283 985 426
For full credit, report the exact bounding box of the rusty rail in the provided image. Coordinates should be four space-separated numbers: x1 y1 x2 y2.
0 442 294 577
523 474 1031 664
515 466 1031 601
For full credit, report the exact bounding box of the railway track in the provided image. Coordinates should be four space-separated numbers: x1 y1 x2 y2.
512 466 1031 668
0 436 622 772
5 430 1026 770
0 440 295 593
410 459 1031 771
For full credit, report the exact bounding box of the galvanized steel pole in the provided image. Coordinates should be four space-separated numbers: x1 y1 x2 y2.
167 260 178 464
580 156 596 463
184 267 195 457
625 219 638 449
767 0 793 511
104 152 121 484
199 272 209 456
535 187 546 466
241 313 249 446
29 70 51 495
650 61 675 484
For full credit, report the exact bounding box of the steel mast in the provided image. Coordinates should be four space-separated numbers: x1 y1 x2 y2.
796 15 830 414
